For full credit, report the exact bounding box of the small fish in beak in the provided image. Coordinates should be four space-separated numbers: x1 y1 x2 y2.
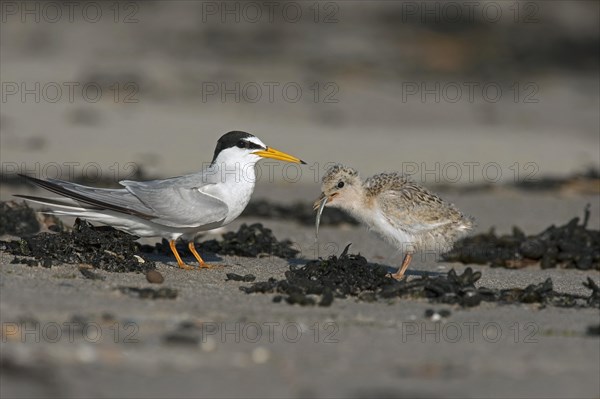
314 193 329 239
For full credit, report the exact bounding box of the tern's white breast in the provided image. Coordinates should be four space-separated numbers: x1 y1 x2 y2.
200 162 257 225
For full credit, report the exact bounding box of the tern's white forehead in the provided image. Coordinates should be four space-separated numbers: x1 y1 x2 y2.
245 135 266 148
212 131 266 163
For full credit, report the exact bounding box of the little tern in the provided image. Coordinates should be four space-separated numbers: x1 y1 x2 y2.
17 131 305 269
314 164 473 279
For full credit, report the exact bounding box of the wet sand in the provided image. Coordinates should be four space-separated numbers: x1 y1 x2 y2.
1 2 599 397
1 188 599 399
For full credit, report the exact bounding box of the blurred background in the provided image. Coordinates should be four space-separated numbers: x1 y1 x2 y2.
1 0 599 191
1 3 599 399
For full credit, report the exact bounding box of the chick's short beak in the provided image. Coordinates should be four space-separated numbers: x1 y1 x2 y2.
313 193 336 210
254 147 306 164
313 194 326 211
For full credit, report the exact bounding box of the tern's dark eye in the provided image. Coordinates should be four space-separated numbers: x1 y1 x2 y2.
337 181 345 189
237 140 247 149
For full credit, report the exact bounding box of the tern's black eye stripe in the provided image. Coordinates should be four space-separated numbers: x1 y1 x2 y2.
238 140 263 150
212 131 265 164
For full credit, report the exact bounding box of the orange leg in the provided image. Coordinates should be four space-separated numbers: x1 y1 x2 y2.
169 240 194 270
188 242 215 269
391 253 412 280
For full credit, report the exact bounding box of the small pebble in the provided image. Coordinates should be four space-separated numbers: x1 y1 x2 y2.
146 270 164 284
425 309 451 321
101 312 116 322
75 345 97 363
201 337 217 352
251 347 271 364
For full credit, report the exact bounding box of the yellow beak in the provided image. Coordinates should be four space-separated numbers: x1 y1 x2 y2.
254 147 306 164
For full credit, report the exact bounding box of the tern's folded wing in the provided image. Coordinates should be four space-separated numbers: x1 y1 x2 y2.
19 175 157 218
122 181 229 228
19 175 228 229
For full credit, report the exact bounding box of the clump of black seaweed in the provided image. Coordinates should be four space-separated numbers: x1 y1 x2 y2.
0 201 66 236
242 199 358 227
200 223 300 258
0 219 155 272
444 206 599 270
145 223 300 259
240 244 599 308
2 216 298 271
513 167 599 192
0 201 42 236
117 286 177 299
226 273 256 282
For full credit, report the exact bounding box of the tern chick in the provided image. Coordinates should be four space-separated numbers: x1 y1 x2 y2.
314 164 473 279
17 131 305 270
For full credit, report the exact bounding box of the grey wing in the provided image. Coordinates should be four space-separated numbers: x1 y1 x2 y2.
20 174 228 228
121 179 228 228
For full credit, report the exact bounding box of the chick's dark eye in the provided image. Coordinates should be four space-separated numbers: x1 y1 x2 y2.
337 181 345 189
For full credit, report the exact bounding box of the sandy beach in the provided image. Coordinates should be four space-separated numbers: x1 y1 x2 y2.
1 2 599 398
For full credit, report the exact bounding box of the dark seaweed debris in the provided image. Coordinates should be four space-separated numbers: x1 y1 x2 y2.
226 273 256 282
2 217 297 271
162 321 201 345
429 168 600 195
0 219 156 273
10 257 42 267
242 199 359 227
117 286 178 299
145 223 300 259
444 206 600 270
79 268 106 280
0 201 66 236
425 309 451 319
240 245 599 308
200 223 299 258
583 277 600 307
513 167 600 192
587 324 600 336
0 201 40 236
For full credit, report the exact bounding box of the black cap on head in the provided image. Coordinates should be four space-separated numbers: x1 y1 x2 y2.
212 131 258 163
